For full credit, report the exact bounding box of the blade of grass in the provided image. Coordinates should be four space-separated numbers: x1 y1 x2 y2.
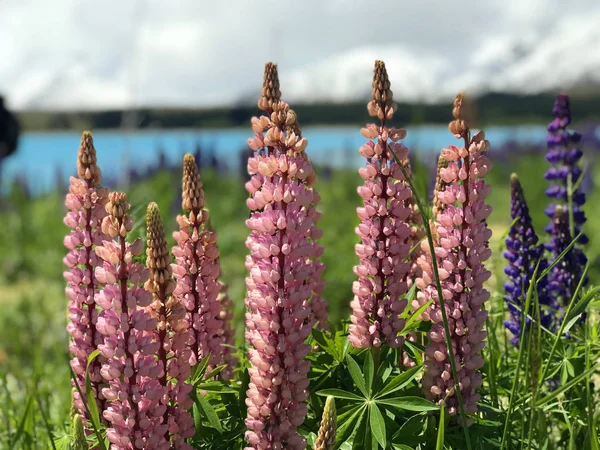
35 396 57 450
584 312 599 450
8 394 33 450
69 367 107 450
436 406 446 450
500 264 539 449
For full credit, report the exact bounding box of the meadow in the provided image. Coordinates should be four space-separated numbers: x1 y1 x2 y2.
0 62 599 450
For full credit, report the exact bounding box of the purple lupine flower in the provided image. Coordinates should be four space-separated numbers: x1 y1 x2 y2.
63 131 109 425
417 94 493 417
349 60 413 349
503 174 556 346
548 206 588 304
545 94 588 244
545 95 588 305
243 63 317 450
94 192 168 449
172 153 236 379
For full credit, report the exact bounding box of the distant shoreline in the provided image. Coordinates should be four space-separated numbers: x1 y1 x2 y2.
14 92 600 132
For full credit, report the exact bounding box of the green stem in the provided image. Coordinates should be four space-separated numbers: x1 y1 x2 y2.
500 266 539 449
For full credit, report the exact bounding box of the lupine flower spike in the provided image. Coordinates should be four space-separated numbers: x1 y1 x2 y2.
64 131 109 423
94 192 166 449
548 206 587 304
417 94 493 416
544 95 588 305
146 203 194 450
503 174 555 346
244 62 317 450
314 396 337 450
545 94 588 244
349 60 413 349
172 154 236 378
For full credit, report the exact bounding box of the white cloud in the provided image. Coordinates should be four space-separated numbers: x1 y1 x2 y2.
0 0 599 110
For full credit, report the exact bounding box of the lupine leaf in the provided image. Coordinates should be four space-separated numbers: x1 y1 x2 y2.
536 367 596 407
346 355 368 397
565 289 598 323
377 396 439 412
313 328 339 360
190 354 211 385
316 389 364 401
334 405 366 450
194 381 238 394
376 366 422 398
193 390 223 433
369 403 386 449
403 300 433 332
203 364 227 381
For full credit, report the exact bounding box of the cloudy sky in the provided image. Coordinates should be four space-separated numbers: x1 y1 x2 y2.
1 0 599 110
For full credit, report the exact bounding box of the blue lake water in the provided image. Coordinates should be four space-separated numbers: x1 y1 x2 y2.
2 124 550 193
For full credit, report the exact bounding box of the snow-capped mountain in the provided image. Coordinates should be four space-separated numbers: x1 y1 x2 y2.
281 17 600 105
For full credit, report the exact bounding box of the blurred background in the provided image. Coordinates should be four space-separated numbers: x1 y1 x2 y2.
1 0 600 441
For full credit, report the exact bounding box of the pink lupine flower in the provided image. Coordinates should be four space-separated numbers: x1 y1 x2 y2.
94 192 168 449
172 153 236 378
63 131 109 422
349 61 413 349
243 62 319 450
146 203 194 450
416 94 493 417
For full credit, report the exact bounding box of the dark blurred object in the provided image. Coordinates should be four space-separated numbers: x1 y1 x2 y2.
0 96 21 178
239 147 253 182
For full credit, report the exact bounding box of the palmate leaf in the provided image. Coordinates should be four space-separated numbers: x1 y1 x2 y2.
194 381 238 394
317 389 364 401
369 403 386 449
346 355 368 398
402 300 433 333
313 328 340 361
377 396 439 412
334 405 366 450
192 390 223 433
375 366 422 398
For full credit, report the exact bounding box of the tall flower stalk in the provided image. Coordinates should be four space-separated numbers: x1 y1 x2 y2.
548 205 587 304
146 203 194 449
349 60 413 350
172 153 236 378
243 62 317 450
503 174 555 346
64 131 109 423
94 192 166 449
417 94 493 416
544 94 588 305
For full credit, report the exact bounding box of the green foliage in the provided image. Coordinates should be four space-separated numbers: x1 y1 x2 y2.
0 155 599 449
